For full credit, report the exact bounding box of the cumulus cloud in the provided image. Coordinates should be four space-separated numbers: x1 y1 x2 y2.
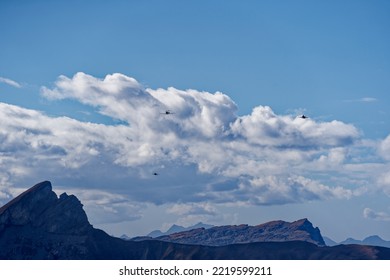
41 72 238 140
0 77 21 88
0 72 384 224
363 208 390 222
40 73 359 149
247 175 353 204
230 106 358 148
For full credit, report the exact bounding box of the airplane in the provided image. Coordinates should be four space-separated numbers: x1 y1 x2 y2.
299 114 308 119
160 110 175 115
153 172 159 176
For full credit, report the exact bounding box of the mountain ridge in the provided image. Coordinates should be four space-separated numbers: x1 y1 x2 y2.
1 181 390 260
134 218 325 246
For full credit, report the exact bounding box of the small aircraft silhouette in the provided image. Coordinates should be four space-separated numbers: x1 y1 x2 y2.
160 110 175 115
153 172 159 176
299 114 308 119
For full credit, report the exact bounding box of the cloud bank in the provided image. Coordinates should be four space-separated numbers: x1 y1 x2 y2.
1 72 389 225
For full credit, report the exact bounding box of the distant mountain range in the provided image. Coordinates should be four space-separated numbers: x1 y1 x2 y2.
324 235 390 248
148 222 214 238
1 181 390 260
120 223 214 240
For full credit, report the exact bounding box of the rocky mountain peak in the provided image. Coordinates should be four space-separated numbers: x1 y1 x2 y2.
293 218 310 226
289 218 324 245
0 181 91 235
0 181 54 216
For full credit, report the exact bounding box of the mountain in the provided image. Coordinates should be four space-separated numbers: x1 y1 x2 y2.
340 236 390 248
0 181 96 259
323 236 338 246
148 219 326 246
1 181 390 260
341 238 362 245
120 234 131 240
147 225 185 238
363 236 390 247
147 222 214 238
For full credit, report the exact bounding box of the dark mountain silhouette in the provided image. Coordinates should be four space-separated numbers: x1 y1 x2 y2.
136 219 326 246
1 181 390 260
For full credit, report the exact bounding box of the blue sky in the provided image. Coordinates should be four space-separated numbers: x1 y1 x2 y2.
1 0 390 241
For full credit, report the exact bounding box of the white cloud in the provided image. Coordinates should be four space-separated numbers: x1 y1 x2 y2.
242 175 352 205
377 172 390 197
375 137 390 196
378 135 390 161
358 97 377 103
42 73 238 139
0 72 386 224
363 208 390 222
317 147 347 166
0 77 21 88
343 97 378 103
230 106 359 148
167 202 217 216
41 72 147 124
360 97 377 102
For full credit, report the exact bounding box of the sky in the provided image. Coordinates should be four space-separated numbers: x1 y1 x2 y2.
0 0 390 242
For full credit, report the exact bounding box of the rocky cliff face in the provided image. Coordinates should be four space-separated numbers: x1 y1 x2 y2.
0 181 95 259
1 181 389 260
153 218 325 246
0 181 91 235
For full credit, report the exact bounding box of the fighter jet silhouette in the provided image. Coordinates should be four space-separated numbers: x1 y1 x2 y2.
160 110 175 115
